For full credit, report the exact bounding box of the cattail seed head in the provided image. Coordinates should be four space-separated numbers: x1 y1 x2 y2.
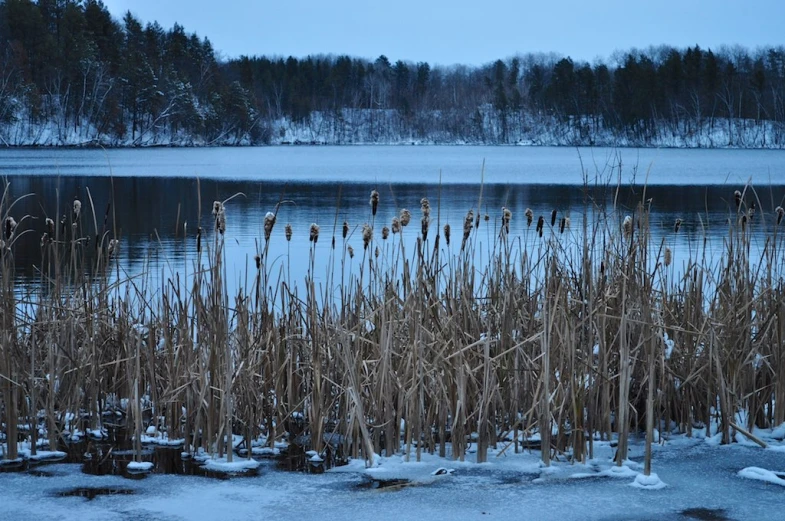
420 198 431 218
309 223 320 243
564 217 570 229
536 215 544 234
740 214 748 231
664 247 672 267
623 215 633 239
374 246 379 259
40 233 48 249
748 202 756 220
362 223 372 249
263 211 276 242
502 207 512 234
551 209 557 227
674 218 682 233
73 199 81 221
400 209 411 227
285 223 293 241
254 254 261 270
196 227 202 252
559 217 566 234
421 215 430 240
444 223 451 245
734 190 742 208
370 190 380 217
213 201 226 235
348 245 355 258
484 213 489 222
5 216 17 240
342 221 349 239
382 226 390 240
392 217 401 234
46 217 54 236
525 208 533 226
776 206 785 225
107 238 118 258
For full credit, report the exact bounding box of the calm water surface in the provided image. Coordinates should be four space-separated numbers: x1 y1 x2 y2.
1 146 784 293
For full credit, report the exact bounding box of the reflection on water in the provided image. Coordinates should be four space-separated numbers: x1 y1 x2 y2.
2 176 785 294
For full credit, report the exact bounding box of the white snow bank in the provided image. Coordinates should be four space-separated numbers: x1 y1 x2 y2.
738 467 785 486
200 457 261 473
631 472 667 490
127 461 154 472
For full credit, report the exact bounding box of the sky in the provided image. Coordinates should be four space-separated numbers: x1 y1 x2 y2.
100 0 785 66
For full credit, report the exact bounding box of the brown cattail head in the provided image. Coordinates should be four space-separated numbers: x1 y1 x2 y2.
525 208 533 226
623 215 633 239
462 210 474 248
374 246 379 259
484 213 489 222
502 207 512 234
46 217 54 236
734 190 742 208
674 218 682 233
5 216 17 241
107 238 118 258
40 233 48 249
559 217 566 234
196 227 202 252
285 223 293 241
73 199 81 221
382 226 390 240
342 221 349 239
748 202 756 220
536 215 544 234
600 260 605 275
564 217 571 230
362 223 372 249
392 217 401 234
420 198 431 218
348 245 355 259
776 206 785 225
740 214 748 231
421 215 430 240
551 209 557 227
370 190 380 217
254 254 261 270
309 223 320 243
263 211 276 242
444 223 451 245
400 209 411 227
213 201 226 235
664 247 672 267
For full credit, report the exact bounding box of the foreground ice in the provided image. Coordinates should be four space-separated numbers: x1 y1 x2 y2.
2 437 785 521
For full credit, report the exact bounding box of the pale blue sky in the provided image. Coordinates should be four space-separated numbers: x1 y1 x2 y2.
101 0 784 65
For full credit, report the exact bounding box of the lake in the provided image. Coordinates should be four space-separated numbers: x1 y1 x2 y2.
1 146 784 293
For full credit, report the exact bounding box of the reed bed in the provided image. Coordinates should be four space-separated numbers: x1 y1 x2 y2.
1 178 784 479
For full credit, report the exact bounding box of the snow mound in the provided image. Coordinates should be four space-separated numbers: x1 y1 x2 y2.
738 467 785 486
200 457 261 473
630 472 667 490
602 465 640 478
127 461 154 472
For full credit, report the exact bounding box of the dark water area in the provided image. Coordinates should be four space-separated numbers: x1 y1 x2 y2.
2 147 784 291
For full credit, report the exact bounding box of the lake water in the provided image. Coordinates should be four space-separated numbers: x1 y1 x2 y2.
1 146 784 293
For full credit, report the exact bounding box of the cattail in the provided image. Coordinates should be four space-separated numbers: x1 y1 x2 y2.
196 227 202 252
374 246 379 259
60 214 67 236
484 213 489 222
674 218 682 233
392 217 401 234
421 198 431 218
421 215 430 240
362 223 372 249
213 201 226 235
444 223 451 245
342 221 349 239
40 233 48 249
382 226 390 240
309 223 320 243
559 217 566 234
564 217 570 230
285 223 293 241
600 261 605 275
748 202 756 220
462 210 474 248
348 245 355 259
776 206 785 225
536 215 544 235
107 238 118 258
525 208 533 226
502 207 512 234
254 254 261 270
370 190 379 217
73 199 81 221
551 209 557 227
734 190 742 208
740 214 748 231
46 217 54 237
664 247 672 267
5 216 17 240
400 209 411 227
263 212 276 242
476 212 481 229
623 215 633 239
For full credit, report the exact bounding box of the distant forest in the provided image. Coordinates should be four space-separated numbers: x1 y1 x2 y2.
2 0 785 146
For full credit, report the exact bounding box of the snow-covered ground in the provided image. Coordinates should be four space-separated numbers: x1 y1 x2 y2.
2 435 785 521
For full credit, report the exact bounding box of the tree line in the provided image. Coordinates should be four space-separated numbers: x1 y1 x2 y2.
1 0 784 146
